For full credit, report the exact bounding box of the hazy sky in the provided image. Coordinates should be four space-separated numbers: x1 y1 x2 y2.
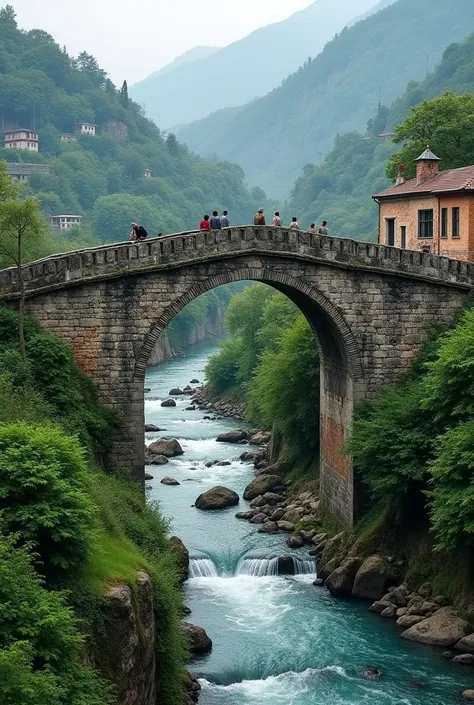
11 0 314 84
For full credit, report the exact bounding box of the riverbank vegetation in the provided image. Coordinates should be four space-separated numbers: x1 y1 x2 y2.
0 307 186 704
205 284 320 464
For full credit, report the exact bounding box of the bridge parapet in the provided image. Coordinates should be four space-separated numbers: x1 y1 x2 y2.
1 226 474 299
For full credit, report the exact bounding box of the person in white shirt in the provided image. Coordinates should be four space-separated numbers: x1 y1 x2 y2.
272 211 281 227
289 217 299 230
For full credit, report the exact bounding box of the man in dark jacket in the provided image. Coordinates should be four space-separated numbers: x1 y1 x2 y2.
209 211 222 229
130 222 148 241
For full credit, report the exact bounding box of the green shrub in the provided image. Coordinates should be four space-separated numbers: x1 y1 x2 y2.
249 315 320 460
349 376 435 505
205 336 242 394
0 535 111 705
428 419 474 551
0 373 50 424
0 423 95 573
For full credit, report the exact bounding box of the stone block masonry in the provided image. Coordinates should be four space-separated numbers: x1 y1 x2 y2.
0 227 471 525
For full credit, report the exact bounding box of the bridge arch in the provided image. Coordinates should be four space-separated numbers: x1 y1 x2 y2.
137 268 365 526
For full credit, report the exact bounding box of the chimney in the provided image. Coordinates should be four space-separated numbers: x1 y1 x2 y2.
395 163 405 186
416 146 440 186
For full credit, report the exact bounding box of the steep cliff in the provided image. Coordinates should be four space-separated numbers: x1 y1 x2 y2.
148 304 226 366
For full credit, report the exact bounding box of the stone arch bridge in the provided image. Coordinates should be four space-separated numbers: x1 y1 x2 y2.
1 226 473 525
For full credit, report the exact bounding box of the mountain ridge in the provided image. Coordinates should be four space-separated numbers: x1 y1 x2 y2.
129 0 386 129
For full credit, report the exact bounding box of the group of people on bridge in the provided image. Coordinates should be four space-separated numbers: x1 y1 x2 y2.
128 210 328 242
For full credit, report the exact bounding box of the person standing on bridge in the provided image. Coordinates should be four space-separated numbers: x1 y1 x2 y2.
210 211 222 229
272 211 281 227
220 210 230 228
130 222 148 242
200 215 210 231
308 223 317 234
319 221 328 235
290 217 299 230
254 208 265 226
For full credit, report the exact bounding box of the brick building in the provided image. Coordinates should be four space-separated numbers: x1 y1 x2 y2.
373 149 474 261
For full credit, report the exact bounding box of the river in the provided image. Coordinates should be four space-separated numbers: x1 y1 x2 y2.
145 339 473 705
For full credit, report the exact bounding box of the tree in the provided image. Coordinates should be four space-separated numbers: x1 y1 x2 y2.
73 51 107 89
165 133 179 155
120 80 129 108
387 93 474 180
0 189 49 358
0 4 16 25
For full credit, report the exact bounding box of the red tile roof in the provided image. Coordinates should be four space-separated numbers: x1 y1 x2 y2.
373 165 474 200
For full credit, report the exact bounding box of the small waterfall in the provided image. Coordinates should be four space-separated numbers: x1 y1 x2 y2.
189 557 218 578
238 557 280 577
293 558 316 576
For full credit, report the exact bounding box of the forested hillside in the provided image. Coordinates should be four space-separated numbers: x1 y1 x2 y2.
178 0 474 198
0 6 269 244
288 32 474 240
131 0 385 131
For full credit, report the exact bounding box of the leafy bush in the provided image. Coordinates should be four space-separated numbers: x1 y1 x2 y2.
349 377 435 504
428 420 474 551
0 534 111 705
0 423 95 573
249 316 320 459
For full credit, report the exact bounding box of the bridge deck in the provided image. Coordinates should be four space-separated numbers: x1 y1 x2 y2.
1 226 473 300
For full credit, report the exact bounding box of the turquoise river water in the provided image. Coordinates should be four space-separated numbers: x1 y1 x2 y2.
145 339 473 705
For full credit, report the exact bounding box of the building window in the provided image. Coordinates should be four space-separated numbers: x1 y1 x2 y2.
441 208 448 238
452 207 460 238
418 209 434 239
386 218 395 246
400 225 407 249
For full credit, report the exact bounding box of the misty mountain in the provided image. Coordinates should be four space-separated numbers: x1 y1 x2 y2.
178 0 474 198
149 46 220 79
129 0 389 129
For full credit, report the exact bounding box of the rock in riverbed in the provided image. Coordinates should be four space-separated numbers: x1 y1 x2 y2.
402 612 473 647
148 438 184 457
352 555 389 600
169 388 185 395
161 477 180 486
169 536 189 580
243 475 284 501
181 623 212 654
145 424 160 432
216 430 249 443
147 454 169 465
325 558 362 597
195 486 239 510
161 399 176 407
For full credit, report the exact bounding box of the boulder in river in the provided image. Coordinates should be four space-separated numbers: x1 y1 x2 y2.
195 486 239 510
216 430 249 443
243 475 283 501
286 535 304 549
463 692 474 702
456 634 474 654
169 536 189 580
145 473 154 481
190 379 200 384
145 424 160 432
148 438 184 457
270 508 285 522
453 654 474 666
258 461 292 477
235 511 254 520
183 386 194 394
161 399 176 408
169 388 185 395
181 623 212 654
263 492 284 506
161 477 180 486
352 555 389 601
259 521 279 534
325 558 362 597
148 454 169 466
402 612 473 647
361 666 382 680
277 556 296 575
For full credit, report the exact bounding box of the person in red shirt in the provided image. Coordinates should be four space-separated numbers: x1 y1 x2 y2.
200 215 210 231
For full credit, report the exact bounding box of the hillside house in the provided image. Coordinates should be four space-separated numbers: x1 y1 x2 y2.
374 149 474 261
50 212 82 231
4 129 39 152
60 133 78 143
144 168 152 177
75 123 96 136
7 162 50 183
